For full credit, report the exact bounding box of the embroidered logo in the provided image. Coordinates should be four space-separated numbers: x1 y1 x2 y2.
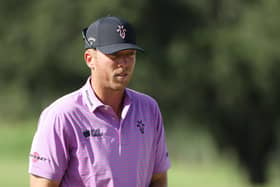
83 128 103 138
116 25 127 39
136 120 145 134
88 37 96 46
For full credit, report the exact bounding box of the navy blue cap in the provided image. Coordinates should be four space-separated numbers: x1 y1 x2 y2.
82 16 144 54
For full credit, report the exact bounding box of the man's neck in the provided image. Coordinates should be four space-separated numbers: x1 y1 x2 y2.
91 81 125 118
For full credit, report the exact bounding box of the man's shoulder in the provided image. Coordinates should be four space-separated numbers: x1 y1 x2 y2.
41 89 83 117
126 88 158 106
36 89 84 134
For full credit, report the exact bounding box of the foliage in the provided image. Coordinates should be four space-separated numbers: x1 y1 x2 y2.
1 0 280 184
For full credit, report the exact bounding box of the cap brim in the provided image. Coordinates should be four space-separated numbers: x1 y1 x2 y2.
97 43 144 54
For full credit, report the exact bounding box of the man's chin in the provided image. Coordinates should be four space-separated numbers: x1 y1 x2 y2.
111 83 127 91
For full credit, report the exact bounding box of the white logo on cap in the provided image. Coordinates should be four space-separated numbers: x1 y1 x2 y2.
117 25 126 39
88 37 96 45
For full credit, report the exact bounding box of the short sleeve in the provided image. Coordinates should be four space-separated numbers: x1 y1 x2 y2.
153 103 171 174
28 108 70 181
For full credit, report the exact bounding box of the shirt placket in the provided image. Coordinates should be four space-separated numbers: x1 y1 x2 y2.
118 101 131 155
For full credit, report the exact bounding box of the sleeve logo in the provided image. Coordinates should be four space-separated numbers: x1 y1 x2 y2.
30 152 49 163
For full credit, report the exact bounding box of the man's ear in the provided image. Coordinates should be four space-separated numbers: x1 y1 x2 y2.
84 49 95 69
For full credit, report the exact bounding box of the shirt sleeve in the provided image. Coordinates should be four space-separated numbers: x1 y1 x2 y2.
153 103 171 174
28 108 70 181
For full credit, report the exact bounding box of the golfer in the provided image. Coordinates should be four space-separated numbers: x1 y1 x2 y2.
29 16 170 187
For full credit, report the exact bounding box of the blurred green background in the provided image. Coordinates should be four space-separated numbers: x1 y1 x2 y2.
1 0 280 186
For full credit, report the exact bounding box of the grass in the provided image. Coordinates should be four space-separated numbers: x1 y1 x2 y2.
169 160 247 187
0 121 36 187
1 157 29 186
0 120 279 186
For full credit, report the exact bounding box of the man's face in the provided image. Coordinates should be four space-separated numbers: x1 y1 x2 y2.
90 49 136 91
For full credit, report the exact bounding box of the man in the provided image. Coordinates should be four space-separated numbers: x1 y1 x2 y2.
29 16 170 187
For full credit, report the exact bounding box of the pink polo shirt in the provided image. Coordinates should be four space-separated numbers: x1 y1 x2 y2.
29 78 170 187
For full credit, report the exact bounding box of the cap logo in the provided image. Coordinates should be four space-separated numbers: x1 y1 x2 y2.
117 25 127 39
88 37 96 46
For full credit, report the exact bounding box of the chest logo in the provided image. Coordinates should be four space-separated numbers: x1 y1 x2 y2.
136 120 145 134
83 128 103 138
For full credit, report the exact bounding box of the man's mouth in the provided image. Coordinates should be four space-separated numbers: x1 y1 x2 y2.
115 72 128 77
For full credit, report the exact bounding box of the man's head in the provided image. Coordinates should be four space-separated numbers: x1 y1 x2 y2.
82 16 143 91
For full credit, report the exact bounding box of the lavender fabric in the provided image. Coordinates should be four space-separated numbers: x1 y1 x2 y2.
29 78 170 187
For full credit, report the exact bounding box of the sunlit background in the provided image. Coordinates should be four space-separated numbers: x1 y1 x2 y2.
1 0 280 186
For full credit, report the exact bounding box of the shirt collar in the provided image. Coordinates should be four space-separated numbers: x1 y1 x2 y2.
82 77 104 112
82 77 132 113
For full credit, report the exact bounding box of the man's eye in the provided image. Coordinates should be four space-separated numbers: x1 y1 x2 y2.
108 52 135 60
108 55 118 59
